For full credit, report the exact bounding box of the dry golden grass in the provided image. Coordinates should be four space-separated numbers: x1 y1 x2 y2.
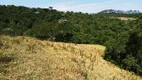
112 17 137 21
0 35 142 80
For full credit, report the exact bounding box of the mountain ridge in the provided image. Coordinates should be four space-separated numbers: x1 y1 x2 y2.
98 9 141 14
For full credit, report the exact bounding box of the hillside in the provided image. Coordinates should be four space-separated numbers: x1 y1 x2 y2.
0 35 141 80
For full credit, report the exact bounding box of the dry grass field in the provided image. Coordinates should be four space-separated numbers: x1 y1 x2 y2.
0 35 141 80
111 17 137 21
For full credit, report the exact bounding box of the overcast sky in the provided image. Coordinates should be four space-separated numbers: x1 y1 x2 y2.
0 0 142 13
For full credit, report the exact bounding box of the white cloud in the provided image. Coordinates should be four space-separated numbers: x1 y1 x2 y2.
49 3 98 13
47 0 142 13
50 4 94 13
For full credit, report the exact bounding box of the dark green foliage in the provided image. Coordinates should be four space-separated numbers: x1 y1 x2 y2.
0 5 142 76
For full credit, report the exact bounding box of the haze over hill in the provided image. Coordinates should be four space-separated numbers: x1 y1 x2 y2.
98 9 141 14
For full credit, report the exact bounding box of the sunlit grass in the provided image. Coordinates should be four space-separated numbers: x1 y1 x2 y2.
111 17 137 21
0 35 141 80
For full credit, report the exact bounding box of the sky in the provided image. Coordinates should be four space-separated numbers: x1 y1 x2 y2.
0 0 142 13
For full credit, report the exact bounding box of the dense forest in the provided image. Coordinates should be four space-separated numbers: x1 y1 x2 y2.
0 5 142 76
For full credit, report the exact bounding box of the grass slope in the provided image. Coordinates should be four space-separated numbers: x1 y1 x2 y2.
0 35 141 80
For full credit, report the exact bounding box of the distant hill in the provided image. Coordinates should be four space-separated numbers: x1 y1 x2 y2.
0 35 142 80
96 9 142 18
98 9 141 14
